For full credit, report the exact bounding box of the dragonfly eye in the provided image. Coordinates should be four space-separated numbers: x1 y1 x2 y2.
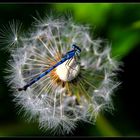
72 44 81 52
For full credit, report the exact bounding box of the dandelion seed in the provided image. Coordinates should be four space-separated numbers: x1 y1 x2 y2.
3 14 121 135
0 20 22 51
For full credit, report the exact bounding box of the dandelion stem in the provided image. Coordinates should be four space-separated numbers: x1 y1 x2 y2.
80 75 97 89
22 71 42 80
24 62 49 67
38 37 57 62
48 26 60 54
31 48 49 62
36 81 52 98
60 91 63 118
78 81 91 101
26 58 49 65
31 76 50 90
53 91 57 118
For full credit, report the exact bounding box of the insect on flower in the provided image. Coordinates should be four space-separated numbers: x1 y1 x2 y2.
1 14 121 135
18 44 81 91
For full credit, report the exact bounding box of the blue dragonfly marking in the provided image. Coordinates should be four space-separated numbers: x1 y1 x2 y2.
18 44 81 91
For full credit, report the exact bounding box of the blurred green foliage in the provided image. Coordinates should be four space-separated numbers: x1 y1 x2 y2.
54 3 140 60
0 3 140 137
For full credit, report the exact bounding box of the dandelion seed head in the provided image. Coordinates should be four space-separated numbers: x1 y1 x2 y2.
3 14 121 134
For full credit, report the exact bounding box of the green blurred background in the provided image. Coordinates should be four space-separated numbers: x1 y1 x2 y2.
0 3 140 137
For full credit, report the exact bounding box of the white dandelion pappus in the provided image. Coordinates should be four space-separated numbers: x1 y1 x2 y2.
3 15 120 135
0 20 22 51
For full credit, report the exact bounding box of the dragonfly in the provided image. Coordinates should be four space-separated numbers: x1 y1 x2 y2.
18 44 81 91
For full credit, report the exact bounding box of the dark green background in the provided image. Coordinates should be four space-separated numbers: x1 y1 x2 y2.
0 3 140 136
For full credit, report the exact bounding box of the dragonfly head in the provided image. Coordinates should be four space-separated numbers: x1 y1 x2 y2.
72 44 81 55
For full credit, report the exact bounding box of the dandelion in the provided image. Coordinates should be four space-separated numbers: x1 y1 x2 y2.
2 14 120 135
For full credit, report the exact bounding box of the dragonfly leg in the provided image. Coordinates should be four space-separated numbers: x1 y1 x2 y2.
64 58 73 79
65 57 78 71
65 57 79 80
65 58 72 67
